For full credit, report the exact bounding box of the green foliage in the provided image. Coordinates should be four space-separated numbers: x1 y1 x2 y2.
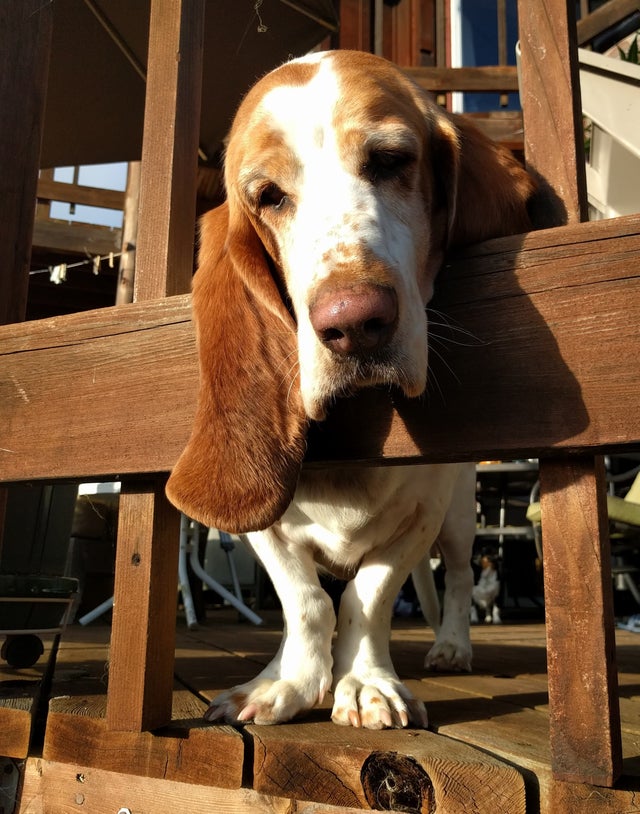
618 33 639 64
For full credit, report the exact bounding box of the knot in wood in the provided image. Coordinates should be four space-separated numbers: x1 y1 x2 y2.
360 751 434 813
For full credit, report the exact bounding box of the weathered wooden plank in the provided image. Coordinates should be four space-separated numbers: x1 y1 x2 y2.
518 0 588 223
0 0 52 326
35 179 125 210
0 702 33 759
19 758 378 814
518 0 621 787
37 625 242 786
539 456 622 785
102 1 205 739
576 0 639 46
32 219 121 256
248 721 526 813
0 636 56 758
45 692 244 788
134 0 204 301
105 481 180 731
404 65 519 92
1 216 639 484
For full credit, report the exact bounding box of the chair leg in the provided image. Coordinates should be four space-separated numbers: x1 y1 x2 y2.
540 455 622 785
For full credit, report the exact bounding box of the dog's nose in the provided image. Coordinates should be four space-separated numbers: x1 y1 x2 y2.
309 284 398 355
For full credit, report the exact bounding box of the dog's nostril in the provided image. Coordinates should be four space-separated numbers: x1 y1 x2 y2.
321 327 345 343
364 317 386 335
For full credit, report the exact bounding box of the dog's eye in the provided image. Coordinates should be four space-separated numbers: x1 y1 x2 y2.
362 150 415 183
258 183 288 211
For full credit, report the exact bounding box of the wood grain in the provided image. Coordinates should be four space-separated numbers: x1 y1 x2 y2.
249 721 526 813
45 692 244 788
134 0 204 301
1 215 639 484
106 481 180 731
19 758 372 814
404 65 519 92
0 1 52 326
539 456 622 785
518 0 588 222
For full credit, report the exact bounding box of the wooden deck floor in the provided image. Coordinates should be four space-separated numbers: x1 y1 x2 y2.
3 610 640 813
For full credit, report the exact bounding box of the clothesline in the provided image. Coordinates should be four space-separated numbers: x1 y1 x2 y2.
30 250 127 284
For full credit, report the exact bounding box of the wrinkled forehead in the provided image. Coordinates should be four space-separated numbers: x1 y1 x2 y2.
226 52 426 173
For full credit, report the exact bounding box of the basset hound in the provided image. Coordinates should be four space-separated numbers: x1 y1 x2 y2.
167 50 539 729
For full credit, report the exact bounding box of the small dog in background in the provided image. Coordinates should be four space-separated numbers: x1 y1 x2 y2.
167 50 539 728
471 554 502 625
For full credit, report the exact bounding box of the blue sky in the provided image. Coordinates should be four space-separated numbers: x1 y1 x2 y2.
51 162 128 228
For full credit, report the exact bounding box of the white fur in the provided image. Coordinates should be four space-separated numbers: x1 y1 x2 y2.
257 56 430 421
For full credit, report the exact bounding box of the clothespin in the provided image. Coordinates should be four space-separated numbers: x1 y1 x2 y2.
92 255 101 275
108 252 114 268
49 263 67 285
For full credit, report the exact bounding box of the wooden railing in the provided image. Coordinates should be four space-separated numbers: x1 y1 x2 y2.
2 0 639 791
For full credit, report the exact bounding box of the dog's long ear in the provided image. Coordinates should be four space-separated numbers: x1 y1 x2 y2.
429 107 539 248
166 202 308 533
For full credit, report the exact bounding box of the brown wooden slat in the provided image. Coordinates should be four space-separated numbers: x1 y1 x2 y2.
106 481 181 731
462 111 524 148
539 456 622 785
133 0 204 301
338 0 372 53
46 693 244 788
1 215 639 484
40 625 244 786
100 0 205 737
403 65 519 92
36 179 125 210
517 0 620 787
21 758 394 814
249 722 526 813
0 1 52 326
518 0 588 223
0 703 34 759
0 636 56 758
32 219 121 256
576 0 639 46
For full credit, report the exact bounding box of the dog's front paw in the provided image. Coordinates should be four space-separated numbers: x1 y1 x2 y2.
205 675 330 726
331 673 429 730
424 638 472 673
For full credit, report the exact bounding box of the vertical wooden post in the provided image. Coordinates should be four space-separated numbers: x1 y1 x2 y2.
0 1 52 558
517 0 621 784
106 0 204 732
540 457 622 785
338 0 372 52
133 0 205 302
0 0 52 326
107 481 181 731
518 0 588 223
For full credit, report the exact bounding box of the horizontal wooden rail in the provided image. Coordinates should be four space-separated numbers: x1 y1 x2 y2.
36 178 125 210
403 65 519 93
576 0 639 46
1 213 639 484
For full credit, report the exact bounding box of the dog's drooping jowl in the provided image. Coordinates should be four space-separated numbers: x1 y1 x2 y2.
167 50 539 729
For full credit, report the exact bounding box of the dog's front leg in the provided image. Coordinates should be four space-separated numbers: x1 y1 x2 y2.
331 521 433 730
205 527 335 725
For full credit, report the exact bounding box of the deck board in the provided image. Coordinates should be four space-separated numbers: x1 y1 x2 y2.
0 634 56 758
9 612 640 812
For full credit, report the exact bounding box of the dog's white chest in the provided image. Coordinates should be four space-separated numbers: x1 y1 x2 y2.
275 463 460 572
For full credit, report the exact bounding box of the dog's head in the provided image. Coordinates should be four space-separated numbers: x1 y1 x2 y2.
166 50 538 532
